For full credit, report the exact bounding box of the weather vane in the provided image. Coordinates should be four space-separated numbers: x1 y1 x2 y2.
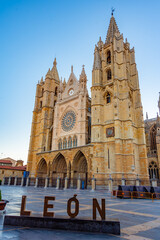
111 7 115 16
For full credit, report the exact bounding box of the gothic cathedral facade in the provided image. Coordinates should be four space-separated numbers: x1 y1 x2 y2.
27 15 152 184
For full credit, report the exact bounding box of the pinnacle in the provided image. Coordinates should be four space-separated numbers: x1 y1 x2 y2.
53 58 57 66
80 65 86 78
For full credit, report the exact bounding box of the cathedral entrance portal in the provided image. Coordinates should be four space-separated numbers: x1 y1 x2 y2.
52 153 67 179
72 151 88 188
37 158 47 178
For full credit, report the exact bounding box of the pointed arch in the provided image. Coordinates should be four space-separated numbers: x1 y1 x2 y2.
52 153 67 179
148 161 159 179
37 158 47 177
72 150 88 186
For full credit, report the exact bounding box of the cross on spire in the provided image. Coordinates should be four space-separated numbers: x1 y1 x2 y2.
111 7 115 16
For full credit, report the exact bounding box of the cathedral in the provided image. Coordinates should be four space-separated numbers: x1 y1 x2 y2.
27 14 160 186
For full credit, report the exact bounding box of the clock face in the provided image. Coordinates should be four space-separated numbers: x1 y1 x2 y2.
69 89 74 96
62 111 76 132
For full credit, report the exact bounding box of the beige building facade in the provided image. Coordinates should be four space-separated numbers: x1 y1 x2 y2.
27 14 151 185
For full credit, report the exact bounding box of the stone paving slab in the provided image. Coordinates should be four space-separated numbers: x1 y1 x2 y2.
0 186 160 239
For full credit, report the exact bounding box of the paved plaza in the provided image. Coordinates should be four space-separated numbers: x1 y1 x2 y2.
0 186 160 239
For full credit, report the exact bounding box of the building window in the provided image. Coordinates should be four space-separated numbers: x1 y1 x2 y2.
73 136 77 147
106 92 111 104
107 50 111 64
2 170 4 174
42 88 44 96
40 101 42 108
107 69 112 80
12 171 14 175
55 87 58 96
149 161 159 179
58 139 62 150
63 138 67 149
150 124 157 151
68 137 72 148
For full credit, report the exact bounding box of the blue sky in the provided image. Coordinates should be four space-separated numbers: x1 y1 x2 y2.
0 0 160 163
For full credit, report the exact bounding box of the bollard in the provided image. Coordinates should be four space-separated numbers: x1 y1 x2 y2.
14 176 18 186
2 176 5 186
44 177 49 188
56 177 60 189
151 178 157 187
121 178 126 186
136 178 140 186
34 177 38 188
109 177 113 192
64 177 68 190
8 176 11 186
21 177 24 187
26 177 29 187
91 175 96 192
77 176 81 190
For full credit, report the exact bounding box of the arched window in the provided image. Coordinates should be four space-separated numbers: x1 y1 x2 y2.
150 124 157 151
73 136 77 147
149 161 159 179
42 88 44 96
107 69 112 80
58 139 62 150
68 137 72 148
106 92 111 104
63 138 67 149
55 87 58 96
107 50 111 64
40 101 42 108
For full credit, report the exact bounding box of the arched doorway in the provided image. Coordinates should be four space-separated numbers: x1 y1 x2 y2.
149 161 159 179
72 151 88 187
37 158 47 178
52 153 67 179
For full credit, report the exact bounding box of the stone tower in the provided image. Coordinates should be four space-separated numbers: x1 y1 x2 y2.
27 58 60 176
91 14 148 180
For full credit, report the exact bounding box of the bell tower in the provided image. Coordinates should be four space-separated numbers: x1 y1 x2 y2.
27 58 60 176
91 14 148 180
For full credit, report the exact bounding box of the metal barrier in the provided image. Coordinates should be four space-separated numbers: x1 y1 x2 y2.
112 190 160 202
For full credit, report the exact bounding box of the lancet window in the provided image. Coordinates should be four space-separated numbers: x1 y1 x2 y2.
58 139 62 150
107 50 111 64
106 92 111 104
68 137 72 148
73 136 77 147
63 138 67 149
149 161 159 179
107 69 112 80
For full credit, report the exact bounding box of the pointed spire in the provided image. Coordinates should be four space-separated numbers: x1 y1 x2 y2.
71 65 73 73
93 45 102 70
50 58 59 81
146 112 148 120
79 65 87 82
40 77 43 84
105 15 120 45
97 36 103 50
53 58 57 66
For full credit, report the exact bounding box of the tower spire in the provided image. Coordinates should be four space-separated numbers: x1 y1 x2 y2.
105 14 120 45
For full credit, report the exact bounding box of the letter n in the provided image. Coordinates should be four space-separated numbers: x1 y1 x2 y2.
92 198 105 220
